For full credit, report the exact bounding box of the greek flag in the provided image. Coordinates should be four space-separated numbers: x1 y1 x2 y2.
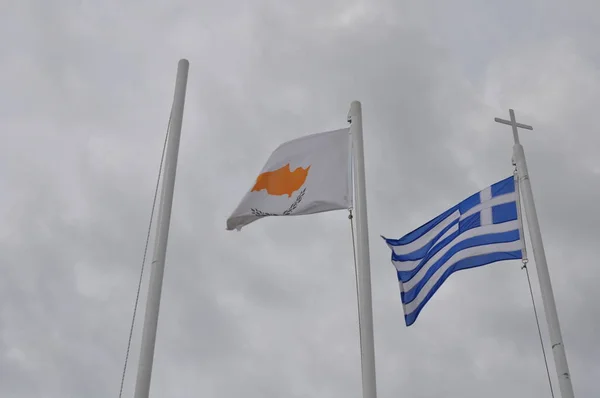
382 176 524 326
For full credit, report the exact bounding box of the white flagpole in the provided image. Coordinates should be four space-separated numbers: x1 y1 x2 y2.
134 59 190 398
348 101 378 398
495 109 575 398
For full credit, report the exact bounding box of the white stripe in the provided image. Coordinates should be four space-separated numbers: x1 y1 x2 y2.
392 224 459 273
402 240 524 314
388 210 460 256
460 192 516 220
393 220 520 282
480 187 493 225
392 193 516 258
480 186 492 201
436 222 459 246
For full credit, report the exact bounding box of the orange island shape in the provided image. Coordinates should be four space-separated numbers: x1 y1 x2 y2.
251 163 311 197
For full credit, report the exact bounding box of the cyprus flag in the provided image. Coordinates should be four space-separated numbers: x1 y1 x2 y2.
226 128 352 231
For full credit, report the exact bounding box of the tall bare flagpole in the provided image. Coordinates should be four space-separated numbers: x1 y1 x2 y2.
348 100 378 398
134 59 190 398
495 109 575 398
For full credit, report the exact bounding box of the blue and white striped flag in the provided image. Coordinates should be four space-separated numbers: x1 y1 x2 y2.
382 176 524 326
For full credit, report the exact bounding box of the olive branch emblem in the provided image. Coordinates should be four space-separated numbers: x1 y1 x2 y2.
251 188 307 218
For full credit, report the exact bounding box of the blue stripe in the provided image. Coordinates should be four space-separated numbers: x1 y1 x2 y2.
390 218 459 262
395 227 460 281
400 229 521 301
384 206 458 246
492 202 518 224
394 201 516 280
459 213 481 233
393 200 517 281
403 250 523 326
458 191 481 214
491 175 515 197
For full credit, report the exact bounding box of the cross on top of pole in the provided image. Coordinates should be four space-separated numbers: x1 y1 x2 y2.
494 109 533 145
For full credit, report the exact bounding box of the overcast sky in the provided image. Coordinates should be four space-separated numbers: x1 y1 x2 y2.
1 1 598 397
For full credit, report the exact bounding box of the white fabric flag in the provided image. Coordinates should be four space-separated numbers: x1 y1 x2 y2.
226 128 352 231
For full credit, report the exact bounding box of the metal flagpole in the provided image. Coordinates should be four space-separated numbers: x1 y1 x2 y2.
495 109 575 398
134 59 190 398
348 101 378 398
